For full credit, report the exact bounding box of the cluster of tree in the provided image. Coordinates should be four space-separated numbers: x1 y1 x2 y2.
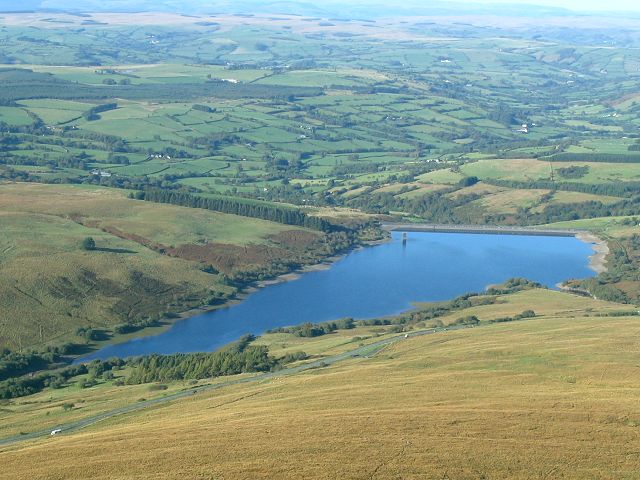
113 316 163 335
0 357 124 400
83 102 118 121
82 237 96 251
108 154 131 165
140 189 335 232
360 292 497 328
230 230 361 288
488 310 536 324
125 335 274 384
348 188 484 225
101 78 131 86
0 343 83 383
488 103 526 126
277 351 309 364
75 327 108 342
0 350 56 382
1 127 132 163
556 165 588 179
386 281 542 329
592 310 640 317
331 162 384 177
192 104 215 113
523 197 640 225
267 318 355 337
548 153 640 163
485 278 544 295
451 315 480 326
0 365 84 399
458 176 479 187
579 278 629 303
576 234 640 304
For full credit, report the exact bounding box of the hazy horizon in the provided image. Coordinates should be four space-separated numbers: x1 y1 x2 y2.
2 0 640 15
451 0 640 12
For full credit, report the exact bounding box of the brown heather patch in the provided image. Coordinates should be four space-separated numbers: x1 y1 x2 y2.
167 243 289 273
267 229 320 250
80 221 318 273
70 216 318 273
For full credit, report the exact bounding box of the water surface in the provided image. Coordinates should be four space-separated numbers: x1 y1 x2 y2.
82 231 595 360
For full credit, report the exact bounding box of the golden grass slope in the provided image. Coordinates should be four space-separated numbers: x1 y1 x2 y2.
1 290 638 479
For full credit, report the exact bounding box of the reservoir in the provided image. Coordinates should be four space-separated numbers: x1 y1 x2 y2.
81 231 596 361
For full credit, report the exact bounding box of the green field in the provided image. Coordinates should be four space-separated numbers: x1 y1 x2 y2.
461 158 640 185
1 11 639 225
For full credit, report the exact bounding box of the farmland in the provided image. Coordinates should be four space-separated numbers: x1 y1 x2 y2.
1 12 640 229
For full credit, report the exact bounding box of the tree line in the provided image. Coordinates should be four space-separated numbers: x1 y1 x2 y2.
521 197 640 225
483 178 640 197
547 153 640 163
83 102 118 121
125 335 275 384
140 189 335 232
267 318 356 337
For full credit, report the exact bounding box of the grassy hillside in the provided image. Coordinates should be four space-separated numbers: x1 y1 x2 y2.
1 289 638 479
0 183 334 351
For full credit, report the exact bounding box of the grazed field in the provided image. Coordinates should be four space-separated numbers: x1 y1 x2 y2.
461 158 640 185
546 215 640 238
1 289 638 479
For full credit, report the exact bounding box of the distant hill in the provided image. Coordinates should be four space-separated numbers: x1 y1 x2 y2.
3 0 575 18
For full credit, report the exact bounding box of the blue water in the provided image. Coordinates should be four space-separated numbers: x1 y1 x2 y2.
81 232 595 361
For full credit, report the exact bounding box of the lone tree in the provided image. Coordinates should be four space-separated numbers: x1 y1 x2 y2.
82 237 96 251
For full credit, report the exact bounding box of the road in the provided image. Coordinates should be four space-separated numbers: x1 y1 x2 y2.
0 326 468 447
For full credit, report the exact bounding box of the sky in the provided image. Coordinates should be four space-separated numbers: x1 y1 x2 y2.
459 0 640 12
2 0 640 14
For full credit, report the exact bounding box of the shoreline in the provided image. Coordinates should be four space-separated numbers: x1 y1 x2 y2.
75 239 388 362
78 228 604 361
251 237 390 289
575 231 609 274
252 253 347 289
